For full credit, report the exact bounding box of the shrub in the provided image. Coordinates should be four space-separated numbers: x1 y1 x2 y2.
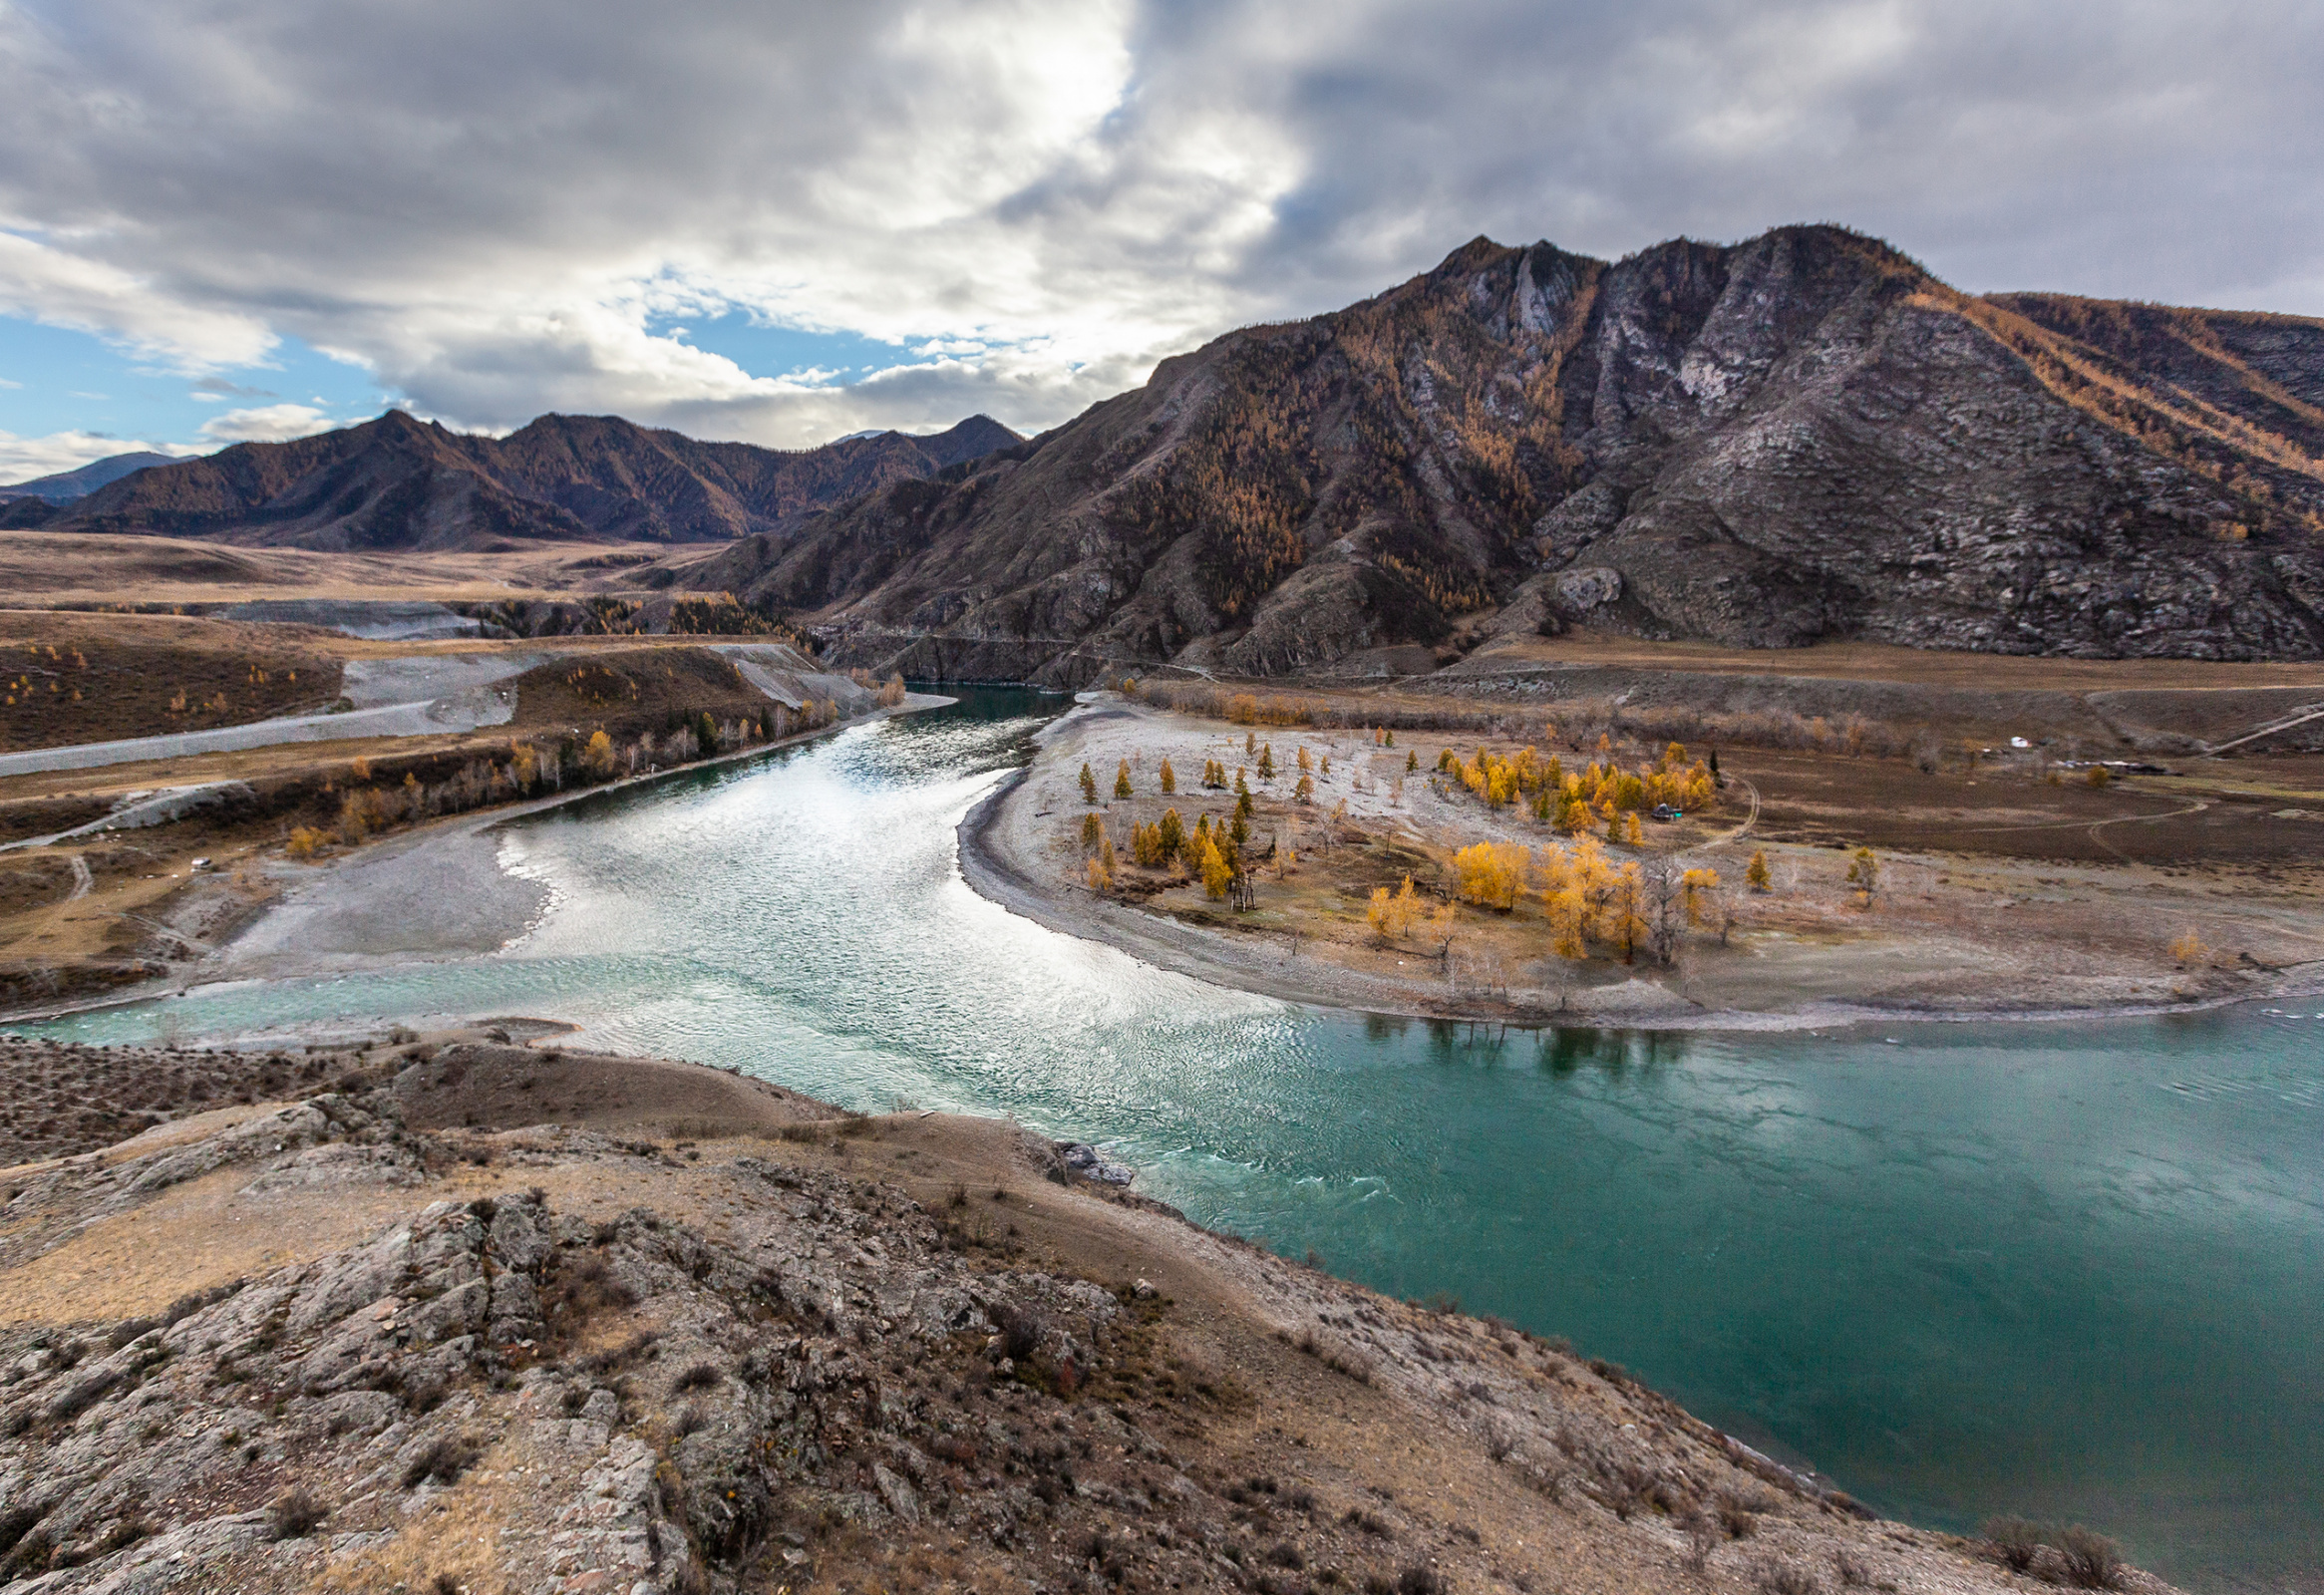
1758 1558 1821 1595
1984 1516 2044 1574
268 1487 327 1540
995 1304 1043 1362
2056 1526 2123 1590
400 1434 483 1488
1396 1567 1441 1595
672 1361 723 1393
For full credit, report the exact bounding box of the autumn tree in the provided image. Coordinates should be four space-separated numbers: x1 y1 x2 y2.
582 730 616 779
1198 833 1233 899
1159 807 1185 861
1406 750 1419 773
1080 763 1099 804
1159 758 1176 795
2168 928 2208 965
1081 812 1105 852
1296 746 1313 774
1115 760 1134 799
1844 846 1880 906
1609 862 1647 964
1747 849 1772 892
1258 744 1276 781
1367 875 1424 941
1453 842 1530 910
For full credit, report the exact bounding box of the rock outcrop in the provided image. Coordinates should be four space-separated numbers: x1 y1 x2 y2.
692 226 2324 680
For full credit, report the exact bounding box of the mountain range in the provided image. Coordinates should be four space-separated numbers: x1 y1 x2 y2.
13 413 1019 549
0 451 180 503
14 224 2324 672
688 226 2324 678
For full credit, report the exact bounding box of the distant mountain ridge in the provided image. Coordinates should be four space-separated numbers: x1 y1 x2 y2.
38 413 1020 551
0 451 181 502
687 225 2324 679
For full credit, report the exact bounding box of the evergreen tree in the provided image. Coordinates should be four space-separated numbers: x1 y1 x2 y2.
1258 744 1276 780
1080 763 1099 804
1407 749 1419 773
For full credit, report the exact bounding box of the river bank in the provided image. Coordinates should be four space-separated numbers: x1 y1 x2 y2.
0 692 956 1021
957 697 2324 1030
3 1020 2149 1595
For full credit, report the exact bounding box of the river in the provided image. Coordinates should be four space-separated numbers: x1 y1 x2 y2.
11 689 2321 1593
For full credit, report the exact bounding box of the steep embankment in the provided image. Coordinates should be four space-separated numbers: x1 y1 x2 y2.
0 1029 2165 1595
694 225 2324 683
45 412 1020 552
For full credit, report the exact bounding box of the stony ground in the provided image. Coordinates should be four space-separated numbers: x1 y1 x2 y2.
0 1029 2173 1595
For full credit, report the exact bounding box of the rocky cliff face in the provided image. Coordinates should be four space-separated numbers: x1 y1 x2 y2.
47 412 1020 552
694 226 2324 682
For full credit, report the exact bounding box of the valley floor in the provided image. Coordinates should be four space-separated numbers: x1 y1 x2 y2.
962 697 2324 1028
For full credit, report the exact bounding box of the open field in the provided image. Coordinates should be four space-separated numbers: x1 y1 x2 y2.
0 529 726 607
0 1023 2169 1595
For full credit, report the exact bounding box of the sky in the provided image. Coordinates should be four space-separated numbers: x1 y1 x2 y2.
0 0 2317 481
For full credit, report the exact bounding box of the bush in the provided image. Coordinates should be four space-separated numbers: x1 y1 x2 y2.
2056 1526 2123 1590
1984 1516 2044 1574
401 1435 483 1488
268 1487 327 1540
672 1361 724 1393
1758 1559 1821 1595
1396 1567 1441 1595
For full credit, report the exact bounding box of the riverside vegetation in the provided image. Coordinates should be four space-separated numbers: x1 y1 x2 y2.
1000 677 2323 1022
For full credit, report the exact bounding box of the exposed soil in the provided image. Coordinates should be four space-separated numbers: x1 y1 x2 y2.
0 1026 2171 1595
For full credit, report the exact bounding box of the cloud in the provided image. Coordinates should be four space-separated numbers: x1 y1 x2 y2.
0 428 193 482
0 0 2316 449
195 403 337 444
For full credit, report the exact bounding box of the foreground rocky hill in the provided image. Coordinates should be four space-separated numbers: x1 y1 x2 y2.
691 225 2324 683
0 1030 2161 1595
28 412 1020 552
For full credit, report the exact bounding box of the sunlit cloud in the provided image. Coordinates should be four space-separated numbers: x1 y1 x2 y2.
0 0 2313 450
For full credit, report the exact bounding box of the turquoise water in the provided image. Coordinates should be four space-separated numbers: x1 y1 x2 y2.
12 690 2322 1593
